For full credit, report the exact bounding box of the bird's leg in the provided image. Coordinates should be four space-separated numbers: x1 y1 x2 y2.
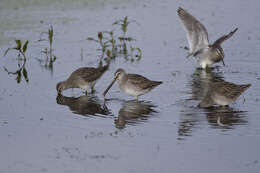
85 90 88 95
205 66 212 73
186 53 192 58
242 95 246 104
135 96 139 102
91 87 95 94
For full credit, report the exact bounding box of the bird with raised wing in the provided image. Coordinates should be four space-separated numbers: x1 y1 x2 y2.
178 7 238 69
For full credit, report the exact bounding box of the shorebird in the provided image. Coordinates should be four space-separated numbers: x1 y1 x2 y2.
199 81 251 107
103 68 162 101
177 7 238 69
56 64 109 95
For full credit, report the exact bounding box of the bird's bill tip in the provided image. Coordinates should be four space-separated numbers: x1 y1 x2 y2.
222 60 225 66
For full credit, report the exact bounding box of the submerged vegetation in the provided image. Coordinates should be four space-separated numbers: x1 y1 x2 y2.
88 16 142 62
37 26 57 72
3 40 29 83
2 17 142 84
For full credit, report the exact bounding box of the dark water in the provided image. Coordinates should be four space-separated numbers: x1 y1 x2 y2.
1 0 260 172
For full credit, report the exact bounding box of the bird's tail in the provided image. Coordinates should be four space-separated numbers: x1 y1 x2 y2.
98 57 111 73
241 84 251 92
99 64 109 73
153 81 163 87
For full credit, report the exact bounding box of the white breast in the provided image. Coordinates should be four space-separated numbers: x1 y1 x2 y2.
213 94 232 106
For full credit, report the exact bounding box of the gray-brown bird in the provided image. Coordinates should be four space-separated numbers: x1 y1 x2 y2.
103 68 162 101
56 64 109 95
178 7 238 69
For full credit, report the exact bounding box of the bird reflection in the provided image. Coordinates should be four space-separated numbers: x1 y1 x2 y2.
56 94 111 117
205 106 248 129
178 69 248 139
115 100 157 129
187 68 224 101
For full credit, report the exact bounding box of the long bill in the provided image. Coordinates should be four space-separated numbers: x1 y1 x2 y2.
222 59 225 66
103 77 117 97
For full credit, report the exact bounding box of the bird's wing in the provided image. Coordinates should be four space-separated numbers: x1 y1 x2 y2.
70 67 104 83
213 28 238 46
178 7 209 55
127 74 160 90
213 81 250 99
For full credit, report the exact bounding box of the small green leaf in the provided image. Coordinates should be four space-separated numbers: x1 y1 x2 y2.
22 40 29 53
112 21 119 25
98 32 103 40
22 68 28 82
87 37 99 42
4 48 11 56
16 70 21 83
87 37 94 40
136 48 142 60
15 40 22 49
48 26 53 47
123 16 128 25
106 50 111 57
126 37 135 41
118 37 125 41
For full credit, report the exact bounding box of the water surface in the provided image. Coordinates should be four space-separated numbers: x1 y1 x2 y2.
1 0 260 172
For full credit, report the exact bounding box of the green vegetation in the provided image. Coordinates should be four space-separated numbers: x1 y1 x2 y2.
3 40 29 83
38 25 57 71
2 17 142 83
88 16 142 62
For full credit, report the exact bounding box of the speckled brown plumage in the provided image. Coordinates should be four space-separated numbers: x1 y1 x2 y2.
56 64 109 94
103 68 162 100
212 82 250 100
67 66 108 83
126 74 162 90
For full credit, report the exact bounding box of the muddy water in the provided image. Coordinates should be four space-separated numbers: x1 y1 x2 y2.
1 0 260 172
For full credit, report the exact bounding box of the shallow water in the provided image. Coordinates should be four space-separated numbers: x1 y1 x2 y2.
1 0 260 172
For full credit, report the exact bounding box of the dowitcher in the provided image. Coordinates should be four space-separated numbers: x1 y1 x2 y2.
56 64 109 95
103 68 162 100
199 81 251 107
178 7 238 69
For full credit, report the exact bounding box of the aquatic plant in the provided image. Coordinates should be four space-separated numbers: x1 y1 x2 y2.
3 40 29 83
38 25 57 72
4 40 29 60
87 16 142 62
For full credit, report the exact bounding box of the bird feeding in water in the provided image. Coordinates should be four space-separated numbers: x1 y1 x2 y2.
103 68 162 101
177 7 238 69
56 64 109 95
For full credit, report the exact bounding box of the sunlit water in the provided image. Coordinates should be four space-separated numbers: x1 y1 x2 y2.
0 0 260 172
